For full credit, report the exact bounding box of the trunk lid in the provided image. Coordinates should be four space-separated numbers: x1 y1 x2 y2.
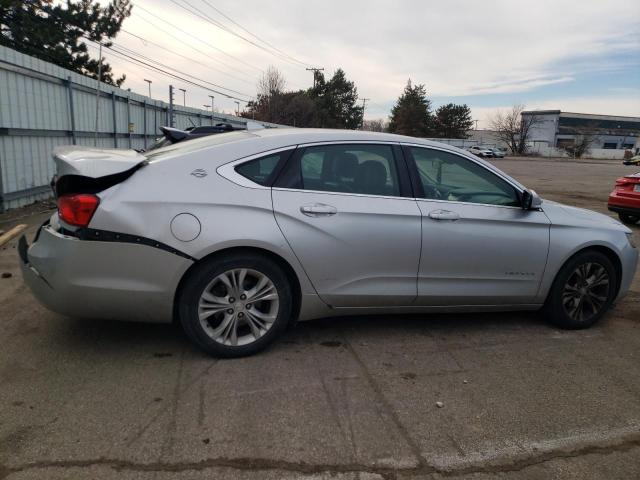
51 146 147 197
53 146 147 178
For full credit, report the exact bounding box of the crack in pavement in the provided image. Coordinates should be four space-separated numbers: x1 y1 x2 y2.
1 435 639 479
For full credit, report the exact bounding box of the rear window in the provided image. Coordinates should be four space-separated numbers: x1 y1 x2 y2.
235 150 293 186
145 131 256 162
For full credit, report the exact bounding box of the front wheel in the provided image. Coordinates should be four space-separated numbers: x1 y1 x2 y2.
544 251 617 329
178 253 293 357
618 213 639 225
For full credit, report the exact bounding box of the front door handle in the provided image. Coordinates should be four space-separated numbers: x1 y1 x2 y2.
300 203 338 217
428 209 460 221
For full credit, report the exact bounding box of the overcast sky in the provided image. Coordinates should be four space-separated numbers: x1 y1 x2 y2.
96 0 640 127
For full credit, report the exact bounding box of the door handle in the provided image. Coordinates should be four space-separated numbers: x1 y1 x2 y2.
428 209 460 221
300 203 338 216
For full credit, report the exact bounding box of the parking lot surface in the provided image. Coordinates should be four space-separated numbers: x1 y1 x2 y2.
1 157 639 479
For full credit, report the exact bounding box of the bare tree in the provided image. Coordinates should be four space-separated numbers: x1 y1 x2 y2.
257 66 286 97
362 119 387 132
562 134 594 158
489 105 542 155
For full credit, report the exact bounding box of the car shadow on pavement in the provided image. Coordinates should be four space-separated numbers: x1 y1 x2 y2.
50 310 551 360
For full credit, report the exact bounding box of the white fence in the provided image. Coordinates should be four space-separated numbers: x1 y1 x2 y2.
0 46 283 211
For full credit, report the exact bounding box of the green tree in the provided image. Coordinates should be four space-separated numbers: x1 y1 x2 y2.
0 0 132 86
433 103 473 138
311 69 363 129
244 67 363 129
388 80 433 137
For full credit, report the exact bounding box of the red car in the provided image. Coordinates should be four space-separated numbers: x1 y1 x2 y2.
608 172 640 224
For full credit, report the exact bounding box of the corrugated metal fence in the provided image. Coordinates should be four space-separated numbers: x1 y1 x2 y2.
0 46 282 211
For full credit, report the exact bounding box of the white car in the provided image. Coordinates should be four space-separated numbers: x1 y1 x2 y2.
468 146 494 158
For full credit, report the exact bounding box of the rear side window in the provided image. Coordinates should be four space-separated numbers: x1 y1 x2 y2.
235 150 292 186
280 144 400 196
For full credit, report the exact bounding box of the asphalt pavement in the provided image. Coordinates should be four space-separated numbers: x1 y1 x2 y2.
1 156 639 479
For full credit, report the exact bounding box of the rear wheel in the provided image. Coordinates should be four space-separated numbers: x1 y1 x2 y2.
618 213 639 224
544 251 617 329
178 253 292 357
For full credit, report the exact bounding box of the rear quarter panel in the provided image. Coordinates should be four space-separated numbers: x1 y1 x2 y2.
89 140 318 296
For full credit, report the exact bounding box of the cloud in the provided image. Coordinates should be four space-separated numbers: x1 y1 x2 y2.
101 0 640 119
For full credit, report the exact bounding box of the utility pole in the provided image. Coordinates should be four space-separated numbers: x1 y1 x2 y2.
168 85 175 127
179 88 186 106
209 95 215 124
306 67 324 88
474 119 479 130
144 79 152 98
234 101 240 117
93 42 103 146
360 98 370 129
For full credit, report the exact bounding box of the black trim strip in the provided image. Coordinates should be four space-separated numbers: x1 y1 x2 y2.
60 227 196 261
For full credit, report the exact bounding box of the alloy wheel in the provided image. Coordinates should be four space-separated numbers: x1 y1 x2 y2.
198 268 279 346
561 262 610 322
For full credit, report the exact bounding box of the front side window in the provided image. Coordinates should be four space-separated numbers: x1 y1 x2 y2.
410 147 519 206
293 144 400 196
235 150 291 186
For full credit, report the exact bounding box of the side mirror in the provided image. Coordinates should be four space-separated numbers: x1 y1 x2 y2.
521 189 542 210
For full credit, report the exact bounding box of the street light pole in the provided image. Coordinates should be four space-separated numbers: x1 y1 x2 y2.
208 95 215 124
144 79 152 98
179 88 186 106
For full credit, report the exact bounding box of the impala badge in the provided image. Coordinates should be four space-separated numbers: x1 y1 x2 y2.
190 169 207 178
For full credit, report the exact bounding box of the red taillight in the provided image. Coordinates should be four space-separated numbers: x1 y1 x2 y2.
57 194 100 227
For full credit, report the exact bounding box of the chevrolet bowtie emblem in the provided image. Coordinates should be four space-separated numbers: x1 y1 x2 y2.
190 169 208 178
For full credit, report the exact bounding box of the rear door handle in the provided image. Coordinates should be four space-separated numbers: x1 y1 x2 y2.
300 203 338 216
428 209 460 221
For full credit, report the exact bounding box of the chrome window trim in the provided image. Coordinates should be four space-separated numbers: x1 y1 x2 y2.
414 197 526 210
401 142 525 194
217 146 296 189
296 140 400 147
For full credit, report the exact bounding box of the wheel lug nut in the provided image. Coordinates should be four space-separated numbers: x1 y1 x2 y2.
229 297 235 303
227 309 234 314
240 294 246 300
238 312 244 318
246 303 252 309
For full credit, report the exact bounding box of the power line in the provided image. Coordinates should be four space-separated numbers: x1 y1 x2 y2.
198 0 309 68
169 0 293 64
18 0 258 98
120 29 255 86
135 3 263 74
84 39 252 103
108 39 251 98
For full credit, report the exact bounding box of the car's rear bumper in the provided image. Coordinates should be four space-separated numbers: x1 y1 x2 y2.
19 223 193 323
608 204 640 217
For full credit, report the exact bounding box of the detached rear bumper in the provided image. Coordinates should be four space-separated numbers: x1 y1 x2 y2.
19 223 193 323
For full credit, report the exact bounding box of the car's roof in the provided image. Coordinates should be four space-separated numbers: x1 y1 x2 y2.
252 127 443 147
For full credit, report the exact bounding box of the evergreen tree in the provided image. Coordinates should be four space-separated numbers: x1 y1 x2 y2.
434 103 473 138
388 80 433 137
0 0 132 86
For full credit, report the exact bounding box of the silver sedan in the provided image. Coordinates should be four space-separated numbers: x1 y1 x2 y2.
20 129 638 357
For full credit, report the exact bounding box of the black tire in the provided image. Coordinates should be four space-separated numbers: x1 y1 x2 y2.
543 250 617 329
178 253 293 357
618 213 639 225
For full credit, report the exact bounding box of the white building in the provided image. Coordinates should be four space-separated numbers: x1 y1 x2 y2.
522 110 640 159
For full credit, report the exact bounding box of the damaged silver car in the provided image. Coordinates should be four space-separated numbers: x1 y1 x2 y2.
20 129 638 357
